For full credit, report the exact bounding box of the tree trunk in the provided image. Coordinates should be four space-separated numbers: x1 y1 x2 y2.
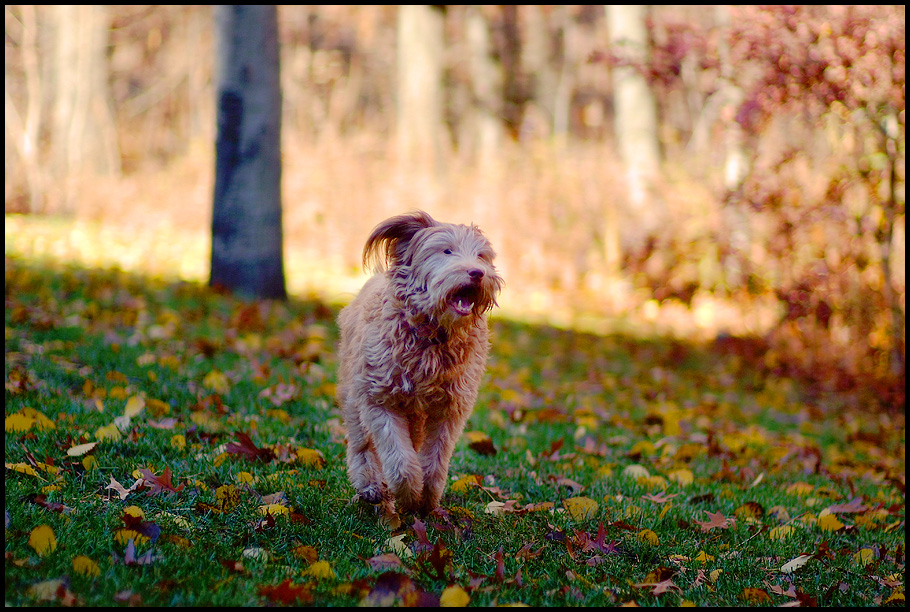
605 5 660 218
51 5 120 211
396 5 446 171
210 5 287 300
462 6 503 165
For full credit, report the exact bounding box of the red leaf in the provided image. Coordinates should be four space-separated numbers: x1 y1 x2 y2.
258 579 313 605
137 467 185 496
225 432 275 463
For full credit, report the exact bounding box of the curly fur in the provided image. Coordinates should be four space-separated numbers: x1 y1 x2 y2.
337 211 502 518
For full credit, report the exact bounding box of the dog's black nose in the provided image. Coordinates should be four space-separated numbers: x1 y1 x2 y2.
468 268 485 281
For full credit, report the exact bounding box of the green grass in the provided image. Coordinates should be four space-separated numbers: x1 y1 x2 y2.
5 254 905 606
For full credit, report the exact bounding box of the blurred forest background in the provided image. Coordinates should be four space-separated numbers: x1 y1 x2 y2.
4 5 905 406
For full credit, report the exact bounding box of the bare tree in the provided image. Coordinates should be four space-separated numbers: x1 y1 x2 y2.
396 5 446 170
210 5 286 300
52 5 120 210
462 6 503 165
605 5 660 216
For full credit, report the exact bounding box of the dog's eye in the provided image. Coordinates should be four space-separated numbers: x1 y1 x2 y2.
443 249 453 255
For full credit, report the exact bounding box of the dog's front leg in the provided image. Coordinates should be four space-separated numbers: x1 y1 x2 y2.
418 405 471 515
362 404 424 514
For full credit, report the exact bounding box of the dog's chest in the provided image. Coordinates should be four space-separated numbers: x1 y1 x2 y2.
375 334 485 410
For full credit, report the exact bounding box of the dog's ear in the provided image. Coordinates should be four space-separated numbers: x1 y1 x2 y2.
363 210 438 272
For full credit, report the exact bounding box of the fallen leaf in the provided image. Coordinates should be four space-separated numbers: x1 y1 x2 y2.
637 529 660 546
817 512 846 532
780 554 812 574
739 587 771 603
72 555 101 577
66 441 99 457
852 548 875 566
258 579 313 605
302 559 335 579
563 496 599 521
693 510 735 532
440 584 471 607
769 525 795 541
29 525 57 556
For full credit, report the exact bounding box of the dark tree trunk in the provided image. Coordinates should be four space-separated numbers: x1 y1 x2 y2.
210 5 286 300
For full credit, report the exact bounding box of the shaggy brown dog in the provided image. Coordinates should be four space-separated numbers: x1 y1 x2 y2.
337 211 503 519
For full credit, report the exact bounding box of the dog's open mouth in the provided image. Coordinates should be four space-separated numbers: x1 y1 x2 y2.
449 285 479 316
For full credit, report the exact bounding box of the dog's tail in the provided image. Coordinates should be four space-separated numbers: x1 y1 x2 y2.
362 210 438 273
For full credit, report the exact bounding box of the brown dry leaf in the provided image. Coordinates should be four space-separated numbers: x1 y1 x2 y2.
693 510 735 532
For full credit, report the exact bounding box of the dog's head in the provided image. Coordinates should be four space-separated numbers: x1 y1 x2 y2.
363 211 503 326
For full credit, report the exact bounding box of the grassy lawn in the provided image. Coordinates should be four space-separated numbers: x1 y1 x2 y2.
4 250 905 606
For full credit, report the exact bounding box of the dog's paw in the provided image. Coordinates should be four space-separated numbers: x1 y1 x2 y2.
357 485 385 505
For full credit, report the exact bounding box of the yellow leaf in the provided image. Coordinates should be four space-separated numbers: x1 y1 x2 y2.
216 484 241 512
123 506 145 519
769 525 795 541
740 588 771 603
296 448 326 469
637 475 667 490
5 413 35 433
781 553 812 574
203 370 230 394
146 398 170 417
629 440 655 457
440 585 471 607
35 462 59 476
171 434 186 450
29 525 57 556
82 455 99 471
667 469 693 486
259 504 289 516
637 529 659 546
596 465 614 479
124 396 145 418
694 550 715 563
852 548 875 566
72 555 100 577
20 408 56 431
464 430 490 443
236 471 255 485
817 512 845 532
786 481 814 496
450 474 482 493
302 559 335 580
6 462 39 477
883 591 905 605
709 569 723 583
114 528 149 546
95 423 121 441
67 441 99 457
563 496 599 521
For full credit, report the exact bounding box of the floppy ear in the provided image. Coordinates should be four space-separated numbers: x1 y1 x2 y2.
362 210 438 272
